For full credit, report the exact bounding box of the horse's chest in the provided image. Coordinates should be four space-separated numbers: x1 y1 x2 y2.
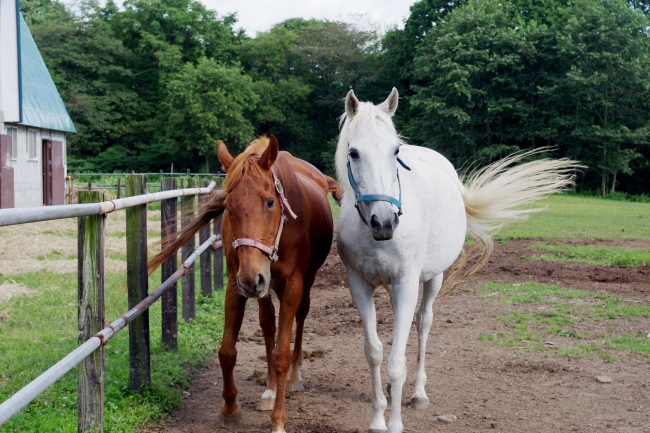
338 229 418 286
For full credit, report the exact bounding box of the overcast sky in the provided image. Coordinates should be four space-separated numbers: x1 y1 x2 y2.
201 0 417 36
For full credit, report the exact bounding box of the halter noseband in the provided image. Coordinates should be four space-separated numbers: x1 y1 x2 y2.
231 171 297 263
347 154 411 227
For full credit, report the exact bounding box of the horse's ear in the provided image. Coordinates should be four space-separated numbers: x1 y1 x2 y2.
379 87 399 117
259 135 279 170
345 89 359 119
218 141 234 172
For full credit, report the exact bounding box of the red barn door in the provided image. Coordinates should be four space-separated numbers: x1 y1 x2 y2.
0 135 15 208
51 140 65 205
42 139 65 206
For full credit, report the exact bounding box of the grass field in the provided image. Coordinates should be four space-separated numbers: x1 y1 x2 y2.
533 242 650 267
477 282 650 362
497 195 650 240
0 270 225 433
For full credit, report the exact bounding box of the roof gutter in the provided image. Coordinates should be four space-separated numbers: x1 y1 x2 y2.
16 0 22 124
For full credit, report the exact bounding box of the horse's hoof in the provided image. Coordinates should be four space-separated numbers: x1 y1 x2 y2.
368 429 388 433
258 396 275 411
287 380 304 392
218 411 242 429
410 397 429 410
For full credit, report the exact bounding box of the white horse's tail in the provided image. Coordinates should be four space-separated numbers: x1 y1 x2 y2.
439 149 581 297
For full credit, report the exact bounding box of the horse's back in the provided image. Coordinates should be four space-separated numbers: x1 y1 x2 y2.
282 151 330 198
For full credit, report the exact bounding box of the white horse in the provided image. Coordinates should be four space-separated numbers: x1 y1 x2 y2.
335 88 578 433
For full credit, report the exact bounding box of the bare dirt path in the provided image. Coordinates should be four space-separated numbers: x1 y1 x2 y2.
147 236 650 433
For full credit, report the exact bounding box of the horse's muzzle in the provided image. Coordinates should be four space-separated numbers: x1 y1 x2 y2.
369 212 399 241
236 272 269 298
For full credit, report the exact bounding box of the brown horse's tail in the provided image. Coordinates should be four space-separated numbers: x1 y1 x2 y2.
147 191 227 276
325 175 342 204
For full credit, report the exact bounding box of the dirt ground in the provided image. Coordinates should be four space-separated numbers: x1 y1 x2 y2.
147 235 650 433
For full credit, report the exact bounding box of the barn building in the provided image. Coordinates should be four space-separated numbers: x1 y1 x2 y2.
0 0 75 208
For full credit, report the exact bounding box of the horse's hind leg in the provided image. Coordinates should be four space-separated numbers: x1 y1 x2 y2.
348 269 387 433
258 295 277 411
411 274 442 410
287 273 314 392
218 280 248 428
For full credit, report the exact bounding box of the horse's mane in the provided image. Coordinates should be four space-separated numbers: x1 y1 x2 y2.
224 136 273 193
334 102 407 195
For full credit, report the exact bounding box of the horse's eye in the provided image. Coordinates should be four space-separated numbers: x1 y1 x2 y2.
394 147 400 156
349 149 359 159
267 198 275 209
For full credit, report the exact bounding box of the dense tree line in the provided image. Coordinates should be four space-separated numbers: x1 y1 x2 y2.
23 0 650 195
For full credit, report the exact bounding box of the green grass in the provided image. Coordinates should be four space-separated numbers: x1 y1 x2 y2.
478 282 650 360
532 242 650 267
328 195 340 222
497 195 650 240
0 271 225 433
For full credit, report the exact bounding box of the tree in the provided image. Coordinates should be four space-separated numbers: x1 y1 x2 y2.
549 0 650 194
162 58 259 171
24 0 140 167
409 0 540 162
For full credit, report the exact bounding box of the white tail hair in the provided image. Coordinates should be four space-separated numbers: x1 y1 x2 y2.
439 148 582 297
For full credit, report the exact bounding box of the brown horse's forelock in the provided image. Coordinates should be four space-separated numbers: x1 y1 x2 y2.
223 138 273 193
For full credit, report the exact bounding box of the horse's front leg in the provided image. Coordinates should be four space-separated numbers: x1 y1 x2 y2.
270 274 303 433
218 279 248 428
386 276 420 433
411 274 442 409
258 295 277 411
287 272 315 392
347 269 387 433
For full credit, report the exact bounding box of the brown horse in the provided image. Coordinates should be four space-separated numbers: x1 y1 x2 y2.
148 135 334 433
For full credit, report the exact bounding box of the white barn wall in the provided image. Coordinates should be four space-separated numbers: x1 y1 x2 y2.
3 123 67 207
0 0 21 122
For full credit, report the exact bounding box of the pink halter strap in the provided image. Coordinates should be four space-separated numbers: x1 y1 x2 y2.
232 170 297 263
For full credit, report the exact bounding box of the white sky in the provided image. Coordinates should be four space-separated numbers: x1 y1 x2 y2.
202 0 417 36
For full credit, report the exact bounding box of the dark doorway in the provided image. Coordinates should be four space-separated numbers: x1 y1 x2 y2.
42 139 65 206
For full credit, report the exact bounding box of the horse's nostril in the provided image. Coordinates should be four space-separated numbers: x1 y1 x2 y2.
393 213 399 229
257 274 266 292
370 214 381 231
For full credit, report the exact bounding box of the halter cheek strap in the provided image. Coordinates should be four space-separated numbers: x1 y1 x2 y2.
347 156 411 227
232 171 297 263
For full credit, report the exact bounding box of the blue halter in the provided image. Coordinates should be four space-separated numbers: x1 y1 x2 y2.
347 155 411 227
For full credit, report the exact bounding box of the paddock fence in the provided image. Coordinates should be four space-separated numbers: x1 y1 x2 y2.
0 174 226 432
66 170 226 204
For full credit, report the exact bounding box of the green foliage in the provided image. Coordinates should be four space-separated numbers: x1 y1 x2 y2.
533 242 650 267
163 58 259 170
0 271 226 432
22 0 650 190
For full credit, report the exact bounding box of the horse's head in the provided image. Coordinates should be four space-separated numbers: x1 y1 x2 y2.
337 87 403 241
219 136 284 298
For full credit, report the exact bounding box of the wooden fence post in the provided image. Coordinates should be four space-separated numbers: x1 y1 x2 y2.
199 179 212 296
116 177 121 199
161 177 178 349
181 177 196 321
77 190 105 433
126 175 151 391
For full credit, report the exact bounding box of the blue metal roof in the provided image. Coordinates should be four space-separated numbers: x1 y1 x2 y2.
18 14 76 133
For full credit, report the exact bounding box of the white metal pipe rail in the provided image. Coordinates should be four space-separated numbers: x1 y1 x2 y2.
0 181 217 227
0 235 221 426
